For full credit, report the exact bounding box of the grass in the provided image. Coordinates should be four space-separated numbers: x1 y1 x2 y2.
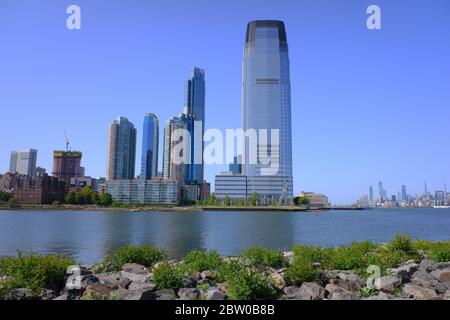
0 252 75 299
241 247 288 269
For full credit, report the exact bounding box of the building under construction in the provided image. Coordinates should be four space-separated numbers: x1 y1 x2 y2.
52 150 83 181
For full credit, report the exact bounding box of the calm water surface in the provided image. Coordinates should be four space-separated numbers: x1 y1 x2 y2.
0 208 449 264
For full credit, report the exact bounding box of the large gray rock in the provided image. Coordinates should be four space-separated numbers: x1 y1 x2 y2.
434 262 450 270
205 287 227 300
295 282 324 300
96 272 132 289
388 263 418 282
283 286 301 299
430 269 450 282
65 274 99 291
178 288 200 300
82 283 116 300
7 288 35 300
155 289 177 300
328 288 360 300
40 289 59 300
201 270 218 280
411 270 436 288
66 265 92 277
375 276 401 292
334 272 365 291
444 291 450 300
114 288 156 300
419 259 435 272
365 292 392 300
120 263 152 283
402 284 439 300
127 281 156 292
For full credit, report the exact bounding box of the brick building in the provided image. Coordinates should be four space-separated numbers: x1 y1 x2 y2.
12 173 67 204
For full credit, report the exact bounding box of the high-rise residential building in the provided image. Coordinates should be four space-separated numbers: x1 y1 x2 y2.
242 20 293 202
183 67 206 185
378 181 385 203
52 151 83 181
9 149 37 176
140 113 159 180
107 117 137 180
162 114 192 184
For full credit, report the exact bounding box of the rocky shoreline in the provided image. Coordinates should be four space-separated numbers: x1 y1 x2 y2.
4 255 450 301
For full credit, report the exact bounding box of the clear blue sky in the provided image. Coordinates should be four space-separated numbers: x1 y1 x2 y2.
1 0 449 204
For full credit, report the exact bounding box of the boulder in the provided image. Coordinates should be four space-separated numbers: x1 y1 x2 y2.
66 265 92 276
182 277 197 288
127 281 156 292
365 292 392 300
178 288 200 300
411 270 436 288
82 283 116 300
283 286 301 299
419 259 435 272
328 288 360 300
205 287 227 300
444 291 450 300
201 270 218 280
324 283 341 294
114 288 156 300
120 264 152 283
375 276 401 292
402 284 439 300
155 289 177 300
40 289 59 300
430 269 450 282
296 282 324 300
434 262 450 270
388 263 418 282
335 272 365 291
218 282 229 294
7 288 35 300
269 272 286 290
65 274 99 292
96 272 132 289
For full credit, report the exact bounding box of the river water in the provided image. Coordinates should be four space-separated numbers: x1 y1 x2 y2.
0 208 449 264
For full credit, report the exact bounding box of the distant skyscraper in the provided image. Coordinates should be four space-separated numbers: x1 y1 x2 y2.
52 151 83 181
107 117 137 180
242 20 293 202
140 113 159 180
9 149 37 176
183 67 205 185
369 185 374 205
162 114 191 184
401 185 407 201
378 181 385 203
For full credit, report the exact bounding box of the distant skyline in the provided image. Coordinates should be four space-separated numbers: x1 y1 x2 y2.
1 0 449 204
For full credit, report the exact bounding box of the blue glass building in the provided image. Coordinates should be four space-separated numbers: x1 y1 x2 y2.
184 67 205 185
140 113 159 180
242 20 294 202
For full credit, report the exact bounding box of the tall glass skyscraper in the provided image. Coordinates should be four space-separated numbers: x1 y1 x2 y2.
107 117 137 180
184 67 205 185
140 113 159 180
242 20 293 202
9 149 37 176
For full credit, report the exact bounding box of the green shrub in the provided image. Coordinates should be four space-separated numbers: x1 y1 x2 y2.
226 267 277 300
284 259 320 286
182 249 223 272
104 244 164 268
0 252 75 299
432 246 450 262
152 262 184 290
241 247 288 269
388 234 417 255
292 245 335 268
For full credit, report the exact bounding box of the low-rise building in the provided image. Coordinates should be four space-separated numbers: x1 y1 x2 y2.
106 178 179 205
300 191 330 208
12 173 67 204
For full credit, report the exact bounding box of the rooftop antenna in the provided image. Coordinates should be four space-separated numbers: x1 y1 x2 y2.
64 130 71 152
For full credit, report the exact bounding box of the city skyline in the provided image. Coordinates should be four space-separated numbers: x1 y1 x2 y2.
1 0 450 203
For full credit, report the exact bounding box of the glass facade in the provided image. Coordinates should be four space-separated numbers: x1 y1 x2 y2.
184 67 205 185
242 20 293 201
107 117 137 180
140 113 159 179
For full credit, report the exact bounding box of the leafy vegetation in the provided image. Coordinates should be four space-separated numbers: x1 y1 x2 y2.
285 259 320 286
225 266 277 300
241 247 288 269
65 187 113 207
182 249 223 273
0 252 75 299
152 262 184 290
103 244 165 269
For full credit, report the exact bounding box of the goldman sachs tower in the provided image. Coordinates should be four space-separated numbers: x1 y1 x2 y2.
242 20 293 203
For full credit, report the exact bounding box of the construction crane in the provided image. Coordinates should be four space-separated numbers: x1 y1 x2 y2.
64 130 71 152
